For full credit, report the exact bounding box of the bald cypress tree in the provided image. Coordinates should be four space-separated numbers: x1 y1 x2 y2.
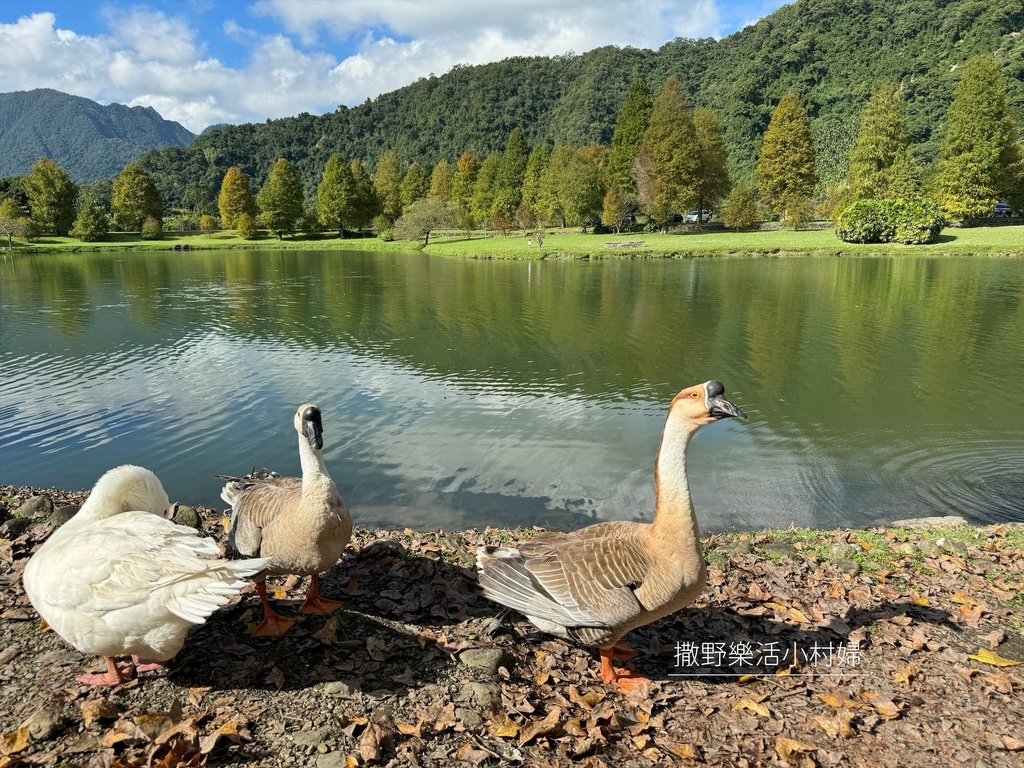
451 152 478 230
317 153 357 237
429 158 454 203
693 108 730 218
933 55 1019 221
847 80 917 201
373 151 403 223
400 162 429 211
24 157 77 235
257 158 304 239
493 127 528 219
112 162 161 232
218 167 257 229
636 77 699 224
608 79 652 194
756 92 817 219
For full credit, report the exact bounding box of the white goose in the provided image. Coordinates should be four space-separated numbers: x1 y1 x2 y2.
477 380 746 690
220 403 352 637
22 465 269 686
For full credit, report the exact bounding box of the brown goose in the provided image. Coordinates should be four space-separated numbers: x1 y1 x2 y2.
476 380 746 690
220 403 352 637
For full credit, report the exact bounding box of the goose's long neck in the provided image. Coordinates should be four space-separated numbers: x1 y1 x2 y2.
298 435 330 488
651 414 701 545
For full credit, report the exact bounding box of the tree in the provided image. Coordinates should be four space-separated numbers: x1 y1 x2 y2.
540 145 603 227
471 152 501 228
692 108 730 218
722 183 759 230
317 153 357 237
428 158 454 203
70 195 109 241
755 91 817 219
493 127 528 219
349 159 378 231
521 145 550 223
400 162 429 211
394 198 457 245
181 181 216 216
0 197 31 249
608 78 653 193
451 153 478 229
199 214 218 237
257 158 305 239
602 186 626 232
112 162 162 232
236 212 258 239
373 151 403 223
23 157 77 235
218 167 257 229
933 55 1019 222
140 215 163 240
847 81 917 201
635 77 699 224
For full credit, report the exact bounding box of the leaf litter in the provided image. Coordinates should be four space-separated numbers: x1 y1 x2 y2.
1 485 1022 766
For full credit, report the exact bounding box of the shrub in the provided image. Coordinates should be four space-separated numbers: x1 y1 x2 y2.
236 213 258 240
140 216 163 240
372 214 394 241
70 199 109 242
835 199 894 243
835 197 944 244
889 197 945 244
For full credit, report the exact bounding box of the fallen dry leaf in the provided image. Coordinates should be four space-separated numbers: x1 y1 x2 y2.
776 736 818 763
967 648 1021 667
81 699 118 728
455 741 494 765
518 707 561 746
732 696 771 718
893 663 918 685
0 728 30 756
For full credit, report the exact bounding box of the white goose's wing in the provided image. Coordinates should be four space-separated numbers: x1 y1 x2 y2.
34 512 267 625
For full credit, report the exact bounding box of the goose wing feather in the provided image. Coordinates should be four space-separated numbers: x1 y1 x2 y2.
225 476 303 556
479 523 652 629
28 512 268 628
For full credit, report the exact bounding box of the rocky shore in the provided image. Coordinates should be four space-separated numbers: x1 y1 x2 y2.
1 483 1022 767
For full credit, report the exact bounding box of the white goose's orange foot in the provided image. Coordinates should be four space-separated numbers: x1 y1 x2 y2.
77 656 135 686
131 656 168 674
599 647 652 692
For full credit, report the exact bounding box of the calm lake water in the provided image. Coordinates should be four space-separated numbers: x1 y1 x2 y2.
1 249 1021 532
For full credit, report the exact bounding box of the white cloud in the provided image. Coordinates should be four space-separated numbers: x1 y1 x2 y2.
0 1 742 133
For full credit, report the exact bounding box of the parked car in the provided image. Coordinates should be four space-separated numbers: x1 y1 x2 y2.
684 210 712 223
993 202 1012 217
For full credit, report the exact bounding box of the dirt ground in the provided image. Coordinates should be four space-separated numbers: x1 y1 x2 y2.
1 484 1022 768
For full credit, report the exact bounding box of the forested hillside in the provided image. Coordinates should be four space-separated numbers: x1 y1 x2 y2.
132 0 1021 208
0 89 195 182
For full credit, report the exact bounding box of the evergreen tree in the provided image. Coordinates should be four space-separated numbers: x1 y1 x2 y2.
218 167 257 229
349 159 378 230
608 78 653 193
693 108 730 217
755 91 817 217
602 186 626 232
636 76 699 224
847 80 917 201
428 158 454 203
521 145 550 216
112 162 162 232
493 127 528 218
70 195 109 241
317 153 357 236
471 152 501 228
721 183 759 230
23 157 77 235
257 158 305 238
400 162 429 211
451 152 478 229
933 55 1019 221
373 151 403 223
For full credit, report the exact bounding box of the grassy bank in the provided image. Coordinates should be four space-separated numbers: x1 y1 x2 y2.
5 222 1022 258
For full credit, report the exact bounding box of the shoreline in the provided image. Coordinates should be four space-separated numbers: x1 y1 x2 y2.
2 483 1022 765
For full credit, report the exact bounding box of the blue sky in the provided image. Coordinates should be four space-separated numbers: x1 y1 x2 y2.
0 0 790 133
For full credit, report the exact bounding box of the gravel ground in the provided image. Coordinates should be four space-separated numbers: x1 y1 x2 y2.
1 484 1022 768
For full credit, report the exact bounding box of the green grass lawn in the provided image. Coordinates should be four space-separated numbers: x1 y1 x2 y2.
6 222 1022 257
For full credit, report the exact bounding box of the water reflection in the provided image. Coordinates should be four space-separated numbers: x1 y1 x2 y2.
1 250 1021 530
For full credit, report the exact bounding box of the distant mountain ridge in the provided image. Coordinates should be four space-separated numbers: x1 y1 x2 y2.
0 89 196 182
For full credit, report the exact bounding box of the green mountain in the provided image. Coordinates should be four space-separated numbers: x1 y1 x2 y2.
0 88 196 183
142 0 1022 208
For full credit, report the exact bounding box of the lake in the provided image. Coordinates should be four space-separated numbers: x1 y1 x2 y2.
1 249 1021 532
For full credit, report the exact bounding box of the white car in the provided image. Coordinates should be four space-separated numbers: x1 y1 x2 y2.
684 210 712 223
